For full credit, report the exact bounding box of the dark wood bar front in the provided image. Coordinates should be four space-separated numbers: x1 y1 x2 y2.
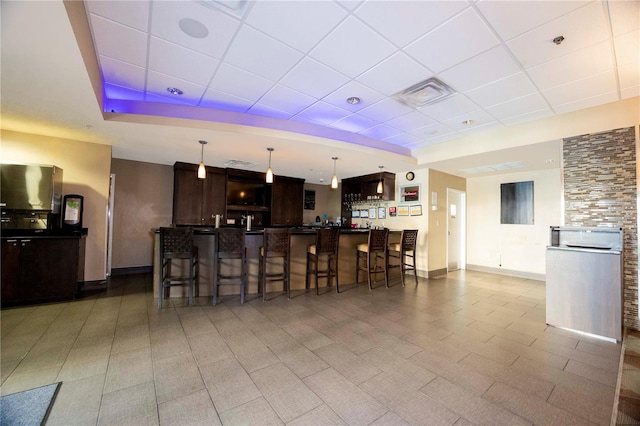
153 228 400 300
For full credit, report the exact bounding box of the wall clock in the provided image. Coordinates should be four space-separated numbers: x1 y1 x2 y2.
405 171 415 181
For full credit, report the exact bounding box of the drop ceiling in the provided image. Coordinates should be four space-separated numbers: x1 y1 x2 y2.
1 0 639 182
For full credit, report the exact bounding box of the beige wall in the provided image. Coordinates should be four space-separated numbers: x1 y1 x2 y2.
466 169 562 277
110 159 173 269
428 169 466 275
302 183 341 224
1 129 111 281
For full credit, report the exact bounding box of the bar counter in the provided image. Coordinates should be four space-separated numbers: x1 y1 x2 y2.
153 227 400 299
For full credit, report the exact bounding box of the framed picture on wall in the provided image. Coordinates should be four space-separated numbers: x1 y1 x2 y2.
397 206 409 216
361 209 369 218
352 209 360 218
378 207 386 219
389 206 397 217
399 184 421 203
410 205 422 216
369 207 376 219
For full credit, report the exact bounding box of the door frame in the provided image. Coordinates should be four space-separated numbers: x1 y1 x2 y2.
446 188 466 272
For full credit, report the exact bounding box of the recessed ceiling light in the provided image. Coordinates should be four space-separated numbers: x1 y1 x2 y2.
167 87 183 95
179 18 208 39
553 35 565 45
347 97 361 105
462 119 474 125
423 129 438 135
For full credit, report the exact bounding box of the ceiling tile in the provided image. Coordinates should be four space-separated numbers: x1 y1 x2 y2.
201 89 252 112
245 1 346 52
384 132 428 148
356 52 433 96
384 111 435 132
615 30 640 66
151 1 240 59
322 81 384 112
357 97 414 122
330 114 380 133
501 108 555 126
280 58 350 99
359 124 404 140
418 94 479 121
542 70 618 106
354 0 468 47
296 101 351 125
146 70 206 105
405 8 499 73
247 104 293 120
457 120 503 135
506 2 610 69
258 84 318 115
104 84 144 102
475 0 589 41
409 122 458 139
553 91 619 115
99 56 146 91
149 37 218 86
528 41 614 90
208 63 273 102
442 109 498 132
309 16 397 78
86 1 150 32
621 85 640 99
609 0 640 36
224 26 303 82
439 45 521 92
89 14 148 67
618 62 640 90
485 93 549 121
466 72 537 107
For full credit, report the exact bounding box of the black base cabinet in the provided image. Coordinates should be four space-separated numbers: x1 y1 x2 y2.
1 236 85 307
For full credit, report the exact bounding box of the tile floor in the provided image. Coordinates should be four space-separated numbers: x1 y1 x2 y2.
0 270 624 425
617 328 640 424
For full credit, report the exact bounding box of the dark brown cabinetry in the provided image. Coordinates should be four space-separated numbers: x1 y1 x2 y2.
1 236 85 306
340 172 396 223
271 176 304 226
173 162 226 225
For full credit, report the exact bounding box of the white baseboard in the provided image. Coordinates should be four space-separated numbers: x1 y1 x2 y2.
465 264 545 282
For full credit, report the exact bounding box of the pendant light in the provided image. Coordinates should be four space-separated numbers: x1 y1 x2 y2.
265 147 274 183
197 140 207 179
331 157 338 189
376 165 384 194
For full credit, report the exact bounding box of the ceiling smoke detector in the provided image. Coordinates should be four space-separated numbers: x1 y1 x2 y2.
223 159 257 169
393 77 456 109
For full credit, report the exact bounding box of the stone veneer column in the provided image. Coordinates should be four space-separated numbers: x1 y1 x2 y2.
563 126 639 330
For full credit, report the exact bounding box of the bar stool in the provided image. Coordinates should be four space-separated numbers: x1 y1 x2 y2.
355 228 389 290
305 228 340 295
158 227 199 308
259 228 291 301
213 227 247 305
388 229 418 286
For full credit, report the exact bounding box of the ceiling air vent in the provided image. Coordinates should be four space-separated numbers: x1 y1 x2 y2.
223 160 257 169
393 77 456 109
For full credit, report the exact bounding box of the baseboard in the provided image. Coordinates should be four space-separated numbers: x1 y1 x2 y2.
110 266 152 276
466 264 545 282
428 268 448 278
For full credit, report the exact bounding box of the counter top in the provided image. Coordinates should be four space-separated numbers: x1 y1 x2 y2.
153 226 386 235
1 228 88 239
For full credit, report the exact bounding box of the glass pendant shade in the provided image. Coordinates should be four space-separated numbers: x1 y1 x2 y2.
376 165 383 194
197 140 207 179
265 148 274 183
331 157 338 189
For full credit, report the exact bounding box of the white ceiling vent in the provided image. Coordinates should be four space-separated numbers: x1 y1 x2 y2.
195 0 252 18
393 77 456 109
223 159 258 169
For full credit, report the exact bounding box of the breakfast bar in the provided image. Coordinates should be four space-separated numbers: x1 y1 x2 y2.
153 227 401 300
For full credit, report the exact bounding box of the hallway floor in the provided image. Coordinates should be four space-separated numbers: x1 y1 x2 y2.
1 271 623 425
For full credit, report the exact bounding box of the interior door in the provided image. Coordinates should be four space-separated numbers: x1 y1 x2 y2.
447 188 466 271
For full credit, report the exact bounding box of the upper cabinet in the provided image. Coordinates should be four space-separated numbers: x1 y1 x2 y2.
271 176 304 226
173 162 226 225
340 172 396 222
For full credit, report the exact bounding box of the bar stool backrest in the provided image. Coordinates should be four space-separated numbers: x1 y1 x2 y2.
263 228 291 256
160 227 194 259
217 227 246 255
316 228 340 255
401 229 419 251
368 228 389 252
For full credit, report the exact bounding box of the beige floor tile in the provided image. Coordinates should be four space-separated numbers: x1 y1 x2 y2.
320 323 378 354
269 339 328 379
158 388 222 426
57 342 112 382
179 313 218 337
468 320 536 346
283 322 333 351
443 333 519 366
225 332 280 373
200 356 262 413
218 396 284 425
355 328 422 359
313 342 381 385
10 338 74 374
212 316 254 340
359 346 437 390
111 324 151 355
304 367 387 425
483 382 594 425
421 377 531 425
368 410 410 426
250 362 322 423
547 384 612 426
47 374 105 426
150 324 190 361
576 339 622 360
0 366 61 396
153 352 205 404
98 380 158 425
485 335 569 370
286 404 346 425
247 320 293 347
564 358 619 386
104 346 153 394
360 372 460 425
187 330 235 367
0 357 21 384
